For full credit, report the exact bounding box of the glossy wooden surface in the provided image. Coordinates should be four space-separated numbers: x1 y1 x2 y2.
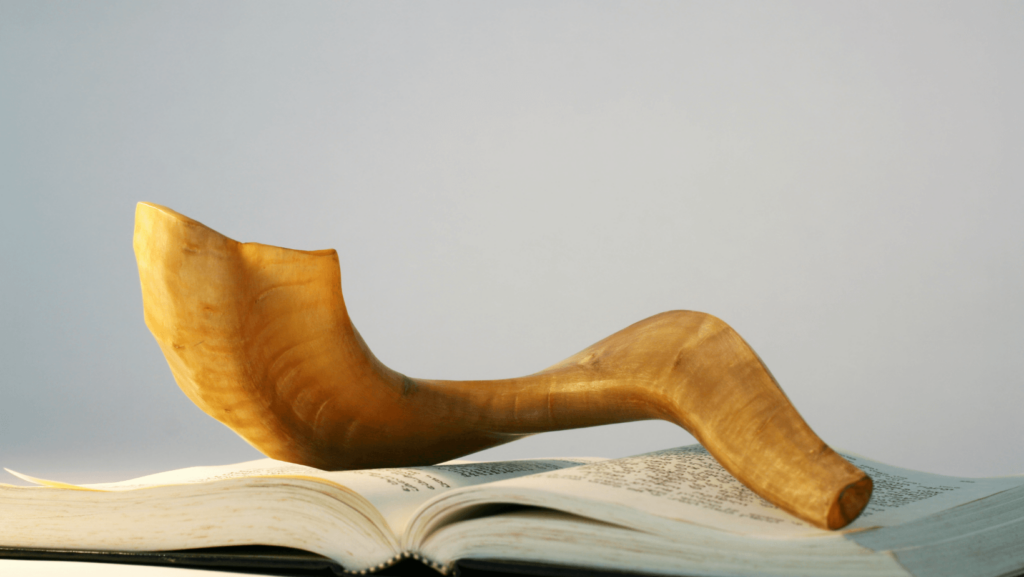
133 202 871 530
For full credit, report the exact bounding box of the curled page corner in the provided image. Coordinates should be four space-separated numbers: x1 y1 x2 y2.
3 468 101 491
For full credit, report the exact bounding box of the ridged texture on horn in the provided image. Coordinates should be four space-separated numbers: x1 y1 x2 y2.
134 201 871 530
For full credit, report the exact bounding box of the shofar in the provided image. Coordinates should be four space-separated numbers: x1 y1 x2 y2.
133 201 871 530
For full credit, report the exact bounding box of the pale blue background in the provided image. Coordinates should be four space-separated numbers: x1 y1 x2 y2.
2 1 1022 485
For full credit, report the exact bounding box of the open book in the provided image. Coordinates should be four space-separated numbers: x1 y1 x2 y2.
3 445 1023 577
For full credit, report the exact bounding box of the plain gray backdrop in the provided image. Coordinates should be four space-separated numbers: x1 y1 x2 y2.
1 1 1022 485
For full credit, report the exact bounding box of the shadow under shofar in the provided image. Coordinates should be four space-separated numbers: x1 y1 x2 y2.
132 202 871 530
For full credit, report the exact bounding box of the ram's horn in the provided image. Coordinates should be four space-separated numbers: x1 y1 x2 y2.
133 202 871 530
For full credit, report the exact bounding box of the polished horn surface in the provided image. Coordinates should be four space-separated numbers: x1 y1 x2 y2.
133 201 871 530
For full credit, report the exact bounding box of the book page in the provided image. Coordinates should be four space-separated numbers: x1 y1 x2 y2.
838 452 1024 529
447 445 822 538
410 445 1024 542
7 457 600 536
529 446 1024 535
333 459 600 534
